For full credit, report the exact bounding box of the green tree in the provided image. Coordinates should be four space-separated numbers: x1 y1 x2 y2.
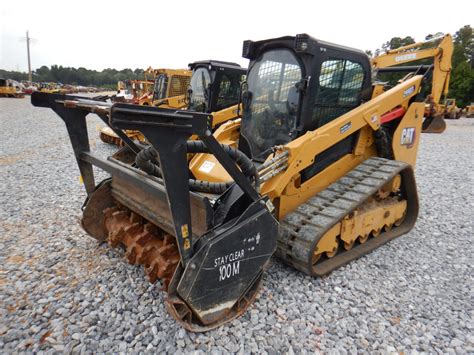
450 25 473 106
381 36 415 52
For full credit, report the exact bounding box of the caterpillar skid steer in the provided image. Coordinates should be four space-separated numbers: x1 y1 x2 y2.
31 33 424 331
100 61 245 146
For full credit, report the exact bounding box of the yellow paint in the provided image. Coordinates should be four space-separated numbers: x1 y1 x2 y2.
181 224 189 238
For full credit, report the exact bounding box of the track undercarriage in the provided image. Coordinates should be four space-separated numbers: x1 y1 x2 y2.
277 157 418 276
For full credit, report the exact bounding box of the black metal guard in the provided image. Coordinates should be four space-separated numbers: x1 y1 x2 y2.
31 92 262 267
31 91 141 194
32 92 97 195
111 103 260 265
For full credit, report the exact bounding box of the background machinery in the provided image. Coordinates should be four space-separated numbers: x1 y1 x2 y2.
100 68 191 144
371 34 453 133
32 33 425 331
442 98 462 119
137 67 191 106
464 103 474 118
100 61 245 146
0 78 25 98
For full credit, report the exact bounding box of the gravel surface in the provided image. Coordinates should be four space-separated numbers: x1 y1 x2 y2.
1 96 473 353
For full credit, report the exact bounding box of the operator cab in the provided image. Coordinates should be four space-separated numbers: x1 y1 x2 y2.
187 60 246 113
240 34 372 161
152 72 190 102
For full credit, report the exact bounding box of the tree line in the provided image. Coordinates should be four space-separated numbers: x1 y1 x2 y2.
0 66 147 89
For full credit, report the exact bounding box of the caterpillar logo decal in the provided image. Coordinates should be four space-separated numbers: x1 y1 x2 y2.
400 127 416 148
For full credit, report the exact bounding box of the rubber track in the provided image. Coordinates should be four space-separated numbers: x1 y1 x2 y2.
276 157 418 276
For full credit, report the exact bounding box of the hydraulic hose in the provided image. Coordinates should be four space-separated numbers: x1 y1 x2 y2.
135 141 259 194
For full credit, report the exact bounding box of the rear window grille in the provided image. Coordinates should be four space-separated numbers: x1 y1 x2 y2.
169 75 190 97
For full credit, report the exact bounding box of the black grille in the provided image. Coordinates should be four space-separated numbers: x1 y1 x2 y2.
295 34 309 52
169 75 190 97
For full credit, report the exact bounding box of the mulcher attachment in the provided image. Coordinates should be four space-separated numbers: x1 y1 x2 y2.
31 91 278 331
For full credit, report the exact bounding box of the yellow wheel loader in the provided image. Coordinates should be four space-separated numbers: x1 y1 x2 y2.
100 61 245 146
372 34 454 133
32 33 426 331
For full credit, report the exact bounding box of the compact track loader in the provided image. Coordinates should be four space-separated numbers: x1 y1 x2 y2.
100 61 245 146
32 34 425 331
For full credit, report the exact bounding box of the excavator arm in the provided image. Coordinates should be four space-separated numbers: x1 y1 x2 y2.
372 34 453 104
371 34 453 133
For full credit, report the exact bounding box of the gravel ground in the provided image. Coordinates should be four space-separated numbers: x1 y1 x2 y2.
1 96 473 353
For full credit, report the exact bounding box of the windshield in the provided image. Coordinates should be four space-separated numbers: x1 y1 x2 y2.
188 67 211 112
241 49 302 159
153 74 168 100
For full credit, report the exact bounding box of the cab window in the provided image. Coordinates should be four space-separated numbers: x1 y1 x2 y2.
216 74 241 111
313 59 364 127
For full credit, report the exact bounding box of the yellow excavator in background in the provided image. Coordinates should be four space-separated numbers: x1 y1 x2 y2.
371 33 453 133
100 61 246 146
33 33 428 331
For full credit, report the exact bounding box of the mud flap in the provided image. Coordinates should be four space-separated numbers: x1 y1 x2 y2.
173 199 278 328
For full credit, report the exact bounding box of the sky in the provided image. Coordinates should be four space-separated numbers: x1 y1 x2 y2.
1 0 472 72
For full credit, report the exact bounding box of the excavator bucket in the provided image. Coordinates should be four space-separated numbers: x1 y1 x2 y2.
31 91 278 331
422 115 447 133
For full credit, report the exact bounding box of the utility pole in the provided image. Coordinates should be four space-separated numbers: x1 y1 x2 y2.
26 31 32 82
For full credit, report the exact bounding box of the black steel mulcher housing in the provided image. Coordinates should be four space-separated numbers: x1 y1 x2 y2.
31 91 278 331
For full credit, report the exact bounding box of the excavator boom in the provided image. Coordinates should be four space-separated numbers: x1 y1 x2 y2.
372 34 453 133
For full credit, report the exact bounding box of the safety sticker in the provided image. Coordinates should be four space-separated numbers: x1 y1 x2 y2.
340 122 352 134
199 161 215 173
